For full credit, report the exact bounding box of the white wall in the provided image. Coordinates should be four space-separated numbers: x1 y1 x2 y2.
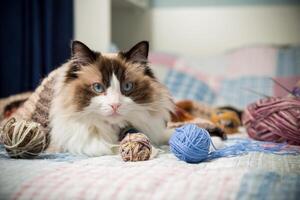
112 7 151 50
74 0 111 52
151 5 300 57
74 2 300 56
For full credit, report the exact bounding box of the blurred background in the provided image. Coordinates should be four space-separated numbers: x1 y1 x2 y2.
0 0 300 108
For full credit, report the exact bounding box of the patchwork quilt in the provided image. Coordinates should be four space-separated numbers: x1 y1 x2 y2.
1 132 300 200
1 45 300 200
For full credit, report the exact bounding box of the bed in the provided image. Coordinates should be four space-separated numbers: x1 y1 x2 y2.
1 45 300 200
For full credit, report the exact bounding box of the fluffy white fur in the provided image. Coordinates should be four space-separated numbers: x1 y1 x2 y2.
49 64 173 156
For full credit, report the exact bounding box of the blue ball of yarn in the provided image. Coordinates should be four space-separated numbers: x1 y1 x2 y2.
169 124 212 163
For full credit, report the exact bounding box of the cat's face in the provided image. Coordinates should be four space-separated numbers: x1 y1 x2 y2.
63 41 172 124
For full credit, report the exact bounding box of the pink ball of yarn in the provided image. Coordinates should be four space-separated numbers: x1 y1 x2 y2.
243 97 300 145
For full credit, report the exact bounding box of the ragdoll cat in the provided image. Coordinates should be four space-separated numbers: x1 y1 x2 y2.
48 41 174 156
1 40 174 157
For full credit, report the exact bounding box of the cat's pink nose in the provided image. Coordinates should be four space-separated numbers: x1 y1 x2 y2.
110 103 121 111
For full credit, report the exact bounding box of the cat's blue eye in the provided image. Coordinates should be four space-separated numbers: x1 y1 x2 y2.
92 83 105 93
122 82 134 92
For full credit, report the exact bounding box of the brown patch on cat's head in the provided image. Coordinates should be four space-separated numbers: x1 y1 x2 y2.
63 40 166 112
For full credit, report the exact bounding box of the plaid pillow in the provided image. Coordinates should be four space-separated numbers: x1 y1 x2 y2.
215 76 273 109
149 46 300 108
164 69 215 104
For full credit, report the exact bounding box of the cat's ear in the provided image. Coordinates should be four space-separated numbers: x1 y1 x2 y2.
71 40 97 64
121 41 149 62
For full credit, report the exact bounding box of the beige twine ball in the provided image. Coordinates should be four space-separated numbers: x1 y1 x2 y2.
1 117 49 158
119 133 152 162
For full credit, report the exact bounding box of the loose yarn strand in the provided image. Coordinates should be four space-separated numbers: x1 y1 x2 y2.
169 124 300 164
